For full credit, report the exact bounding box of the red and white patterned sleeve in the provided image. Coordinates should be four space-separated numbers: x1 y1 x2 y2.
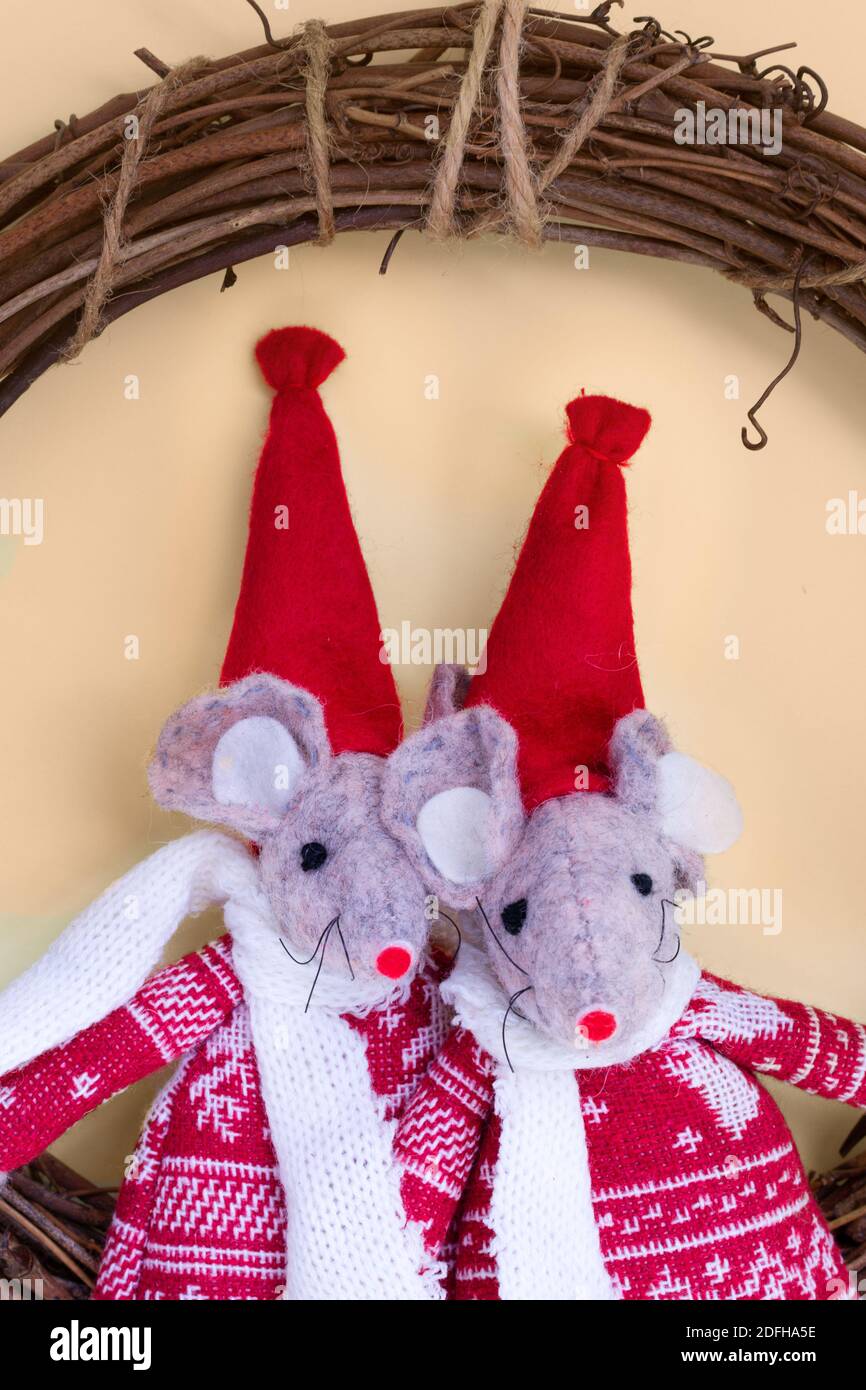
395 1024 496 1263
0 937 242 1176
675 970 866 1107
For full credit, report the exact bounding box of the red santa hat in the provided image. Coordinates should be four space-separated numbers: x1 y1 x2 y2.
220 326 401 756
464 393 651 809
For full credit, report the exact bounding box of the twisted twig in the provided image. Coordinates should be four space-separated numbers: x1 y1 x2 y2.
0 4 863 425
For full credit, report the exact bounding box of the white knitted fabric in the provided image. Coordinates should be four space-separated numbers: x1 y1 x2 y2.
0 831 256 1075
0 830 442 1300
442 941 700 1301
228 891 444 1301
444 937 700 1073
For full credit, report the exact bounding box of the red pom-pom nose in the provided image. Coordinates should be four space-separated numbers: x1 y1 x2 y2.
576 1009 618 1044
376 942 414 980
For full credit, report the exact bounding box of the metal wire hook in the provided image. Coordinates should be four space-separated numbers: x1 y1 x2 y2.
742 255 811 451
245 0 293 50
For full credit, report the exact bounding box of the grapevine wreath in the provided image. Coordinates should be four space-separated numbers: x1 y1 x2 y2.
1 1 866 1295
1 2 866 443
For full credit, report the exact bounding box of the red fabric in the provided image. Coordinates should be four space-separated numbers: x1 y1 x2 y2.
396 973 866 1301
96 969 285 1301
396 1025 495 1271
0 935 446 1300
0 940 241 1178
95 962 444 1300
465 394 651 809
220 326 402 756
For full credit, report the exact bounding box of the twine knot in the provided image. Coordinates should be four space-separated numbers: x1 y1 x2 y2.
427 0 631 245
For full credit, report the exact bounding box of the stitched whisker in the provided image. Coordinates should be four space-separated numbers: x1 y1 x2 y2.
655 934 682 965
279 918 336 967
333 915 355 980
303 920 338 1013
502 984 534 1073
653 898 682 964
279 917 340 1011
436 909 463 960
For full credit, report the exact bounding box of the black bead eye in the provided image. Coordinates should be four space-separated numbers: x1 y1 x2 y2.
301 841 328 872
631 872 653 897
501 899 528 935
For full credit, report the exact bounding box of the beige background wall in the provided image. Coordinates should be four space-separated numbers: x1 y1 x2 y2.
1 0 865 1183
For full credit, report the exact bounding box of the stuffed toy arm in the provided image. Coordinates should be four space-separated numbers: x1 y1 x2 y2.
0 938 242 1178
0 828 255 1183
0 829 255 1077
395 1024 496 1266
683 972 866 1107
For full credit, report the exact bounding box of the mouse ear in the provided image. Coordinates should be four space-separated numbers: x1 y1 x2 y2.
381 705 525 907
422 663 471 724
149 674 331 840
656 753 743 855
610 710 743 855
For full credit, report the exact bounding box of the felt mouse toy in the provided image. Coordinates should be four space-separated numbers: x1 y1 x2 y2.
384 395 866 1301
0 328 446 1301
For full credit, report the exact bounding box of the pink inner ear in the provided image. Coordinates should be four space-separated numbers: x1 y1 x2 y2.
148 674 330 837
212 715 304 816
381 704 524 908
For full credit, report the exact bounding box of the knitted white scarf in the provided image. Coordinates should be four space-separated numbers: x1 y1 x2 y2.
0 830 254 1075
0 831 441 1301
227 887 443 1301
442 939 700 1301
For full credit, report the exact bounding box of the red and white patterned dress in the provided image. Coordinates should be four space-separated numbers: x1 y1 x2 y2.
396 970 865 1300
0 936 447 1300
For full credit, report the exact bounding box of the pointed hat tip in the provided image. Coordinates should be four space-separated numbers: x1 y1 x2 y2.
255 325 346 393
565 392 651 466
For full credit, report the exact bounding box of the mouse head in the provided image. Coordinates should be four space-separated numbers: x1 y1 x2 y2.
382 701 741 1060
150 673 427 987
145 325 432 990
388 391 741 1060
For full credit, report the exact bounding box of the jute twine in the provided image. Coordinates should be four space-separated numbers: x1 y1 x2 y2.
426 0 503 239
70 1 630 345
301 19 336 244
732 259 866 291
428 0 630 243
67 6 864 363
62 57 207 362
